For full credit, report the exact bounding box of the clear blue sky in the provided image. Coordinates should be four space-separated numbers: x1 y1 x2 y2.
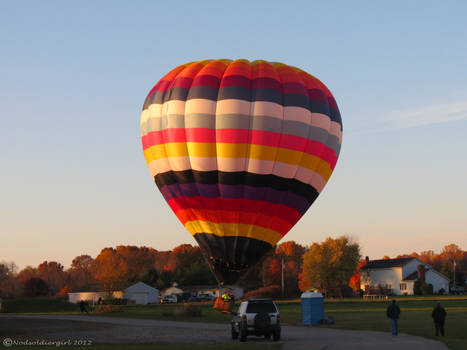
1 1 466 269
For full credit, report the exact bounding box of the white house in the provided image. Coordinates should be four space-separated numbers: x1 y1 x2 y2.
123 282 159 304
161 285 184 297
360 257 450 295
68 282 159 305
161 284 244 299
67 284 123 304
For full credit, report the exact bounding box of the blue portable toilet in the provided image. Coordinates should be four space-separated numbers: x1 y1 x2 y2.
301 291 324 325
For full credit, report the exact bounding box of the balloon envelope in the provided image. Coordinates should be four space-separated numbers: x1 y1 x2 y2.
141 59 342 284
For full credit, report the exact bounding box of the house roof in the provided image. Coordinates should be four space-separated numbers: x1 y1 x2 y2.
402 271 418 281
124 281 158 293
360 258 414 270
180 285 219 291
69 283 107 293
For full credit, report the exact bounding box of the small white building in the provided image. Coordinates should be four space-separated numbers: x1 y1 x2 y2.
123 282 159 304
360 257 450 296
68 284 122 304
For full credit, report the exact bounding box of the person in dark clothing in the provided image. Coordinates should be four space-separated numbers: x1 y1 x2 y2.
432 302 447 336
386 299 401 336
79 300 89 315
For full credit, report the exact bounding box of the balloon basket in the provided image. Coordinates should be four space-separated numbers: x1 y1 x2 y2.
213 296 234 314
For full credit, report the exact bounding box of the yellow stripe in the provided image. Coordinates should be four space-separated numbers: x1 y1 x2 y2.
144 142 333 180
184 221 283 246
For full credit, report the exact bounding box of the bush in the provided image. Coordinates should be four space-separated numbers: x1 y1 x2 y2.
243 285 281 299
422 283 434 295
414 281 422 296
102 297 129 305
341 285 355 298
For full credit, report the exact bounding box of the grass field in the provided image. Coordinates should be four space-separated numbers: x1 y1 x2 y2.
281 297 467 350
3 296 466 350
1 298 80 313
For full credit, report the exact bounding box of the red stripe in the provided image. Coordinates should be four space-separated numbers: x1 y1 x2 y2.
175 208 294 235
282 82 308 95
220 75 250 89
252 77 282 92
168 196 302 225
172 77 194 89
142 129 338 167
192 75 221 89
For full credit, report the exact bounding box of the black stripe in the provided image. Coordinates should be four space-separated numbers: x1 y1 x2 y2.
194 234 273 285
143 85 341 125
154 170 319 205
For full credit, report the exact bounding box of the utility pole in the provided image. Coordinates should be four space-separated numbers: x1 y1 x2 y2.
453 260 456 287
281 256 285 297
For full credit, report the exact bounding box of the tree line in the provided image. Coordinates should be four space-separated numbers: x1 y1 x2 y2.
0 238 465 299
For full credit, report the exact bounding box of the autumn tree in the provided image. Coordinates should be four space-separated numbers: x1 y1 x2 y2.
439 244 464 286
172 244 202 269
93 248 130 291
17 266 38 284
37 261 67 296
263 258 281 287
115 246 157 282
141 268 159 286
154 251 178 272
68 255 94 288
274 241 307 296
169 244 215 286
0 262 22 298
23 277 49 297
419 250 435 265
349 259 368 293
300 236 360 296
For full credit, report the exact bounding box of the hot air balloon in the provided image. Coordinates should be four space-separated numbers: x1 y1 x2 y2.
140 59 342 285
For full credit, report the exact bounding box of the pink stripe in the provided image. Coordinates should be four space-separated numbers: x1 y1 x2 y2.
142 128 338 168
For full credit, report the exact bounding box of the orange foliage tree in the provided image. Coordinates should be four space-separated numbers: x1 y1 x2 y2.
300 236 360 295
348 259 368 293
93 248 130 291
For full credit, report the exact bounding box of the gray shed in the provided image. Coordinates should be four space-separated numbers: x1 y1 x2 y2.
123 282 159 304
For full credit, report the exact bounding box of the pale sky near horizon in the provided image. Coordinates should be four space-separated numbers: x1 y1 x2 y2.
1 1 466 270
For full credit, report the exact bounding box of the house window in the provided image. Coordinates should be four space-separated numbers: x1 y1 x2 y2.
400 283 407 291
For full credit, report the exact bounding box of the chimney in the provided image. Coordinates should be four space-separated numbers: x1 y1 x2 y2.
417 264 426 283
365 256 370 264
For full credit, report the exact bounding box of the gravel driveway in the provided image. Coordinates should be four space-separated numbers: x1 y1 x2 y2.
1 314 448 350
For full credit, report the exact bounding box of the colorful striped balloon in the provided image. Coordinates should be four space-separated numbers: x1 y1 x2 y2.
141 59 342 284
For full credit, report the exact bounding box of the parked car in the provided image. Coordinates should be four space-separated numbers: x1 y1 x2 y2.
162 294 178 303
197 293 216 301
231 299 280 342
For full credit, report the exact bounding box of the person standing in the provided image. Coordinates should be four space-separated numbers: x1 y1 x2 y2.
79 300 89 315
386 299 401 336
431 302 447 336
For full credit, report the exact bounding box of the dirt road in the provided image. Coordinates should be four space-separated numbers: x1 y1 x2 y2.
0 314 448 350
